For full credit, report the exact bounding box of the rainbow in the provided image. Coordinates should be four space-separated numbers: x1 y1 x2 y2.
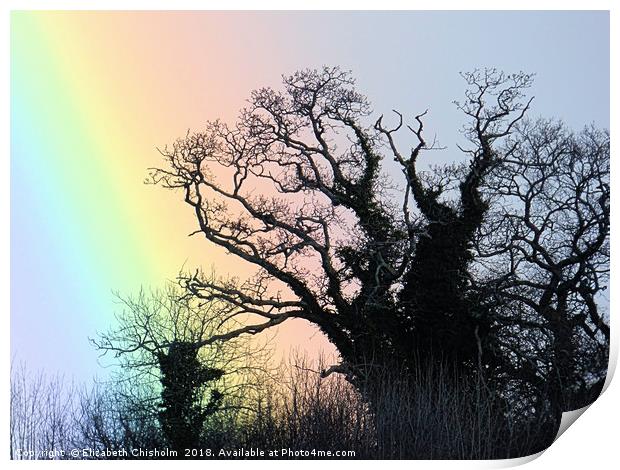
11 11 312 376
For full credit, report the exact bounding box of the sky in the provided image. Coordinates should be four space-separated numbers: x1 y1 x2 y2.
10 11 609 382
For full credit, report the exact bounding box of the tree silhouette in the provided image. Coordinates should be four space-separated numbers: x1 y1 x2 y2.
93 285 269 454
478 119 609 411
150 67 609 416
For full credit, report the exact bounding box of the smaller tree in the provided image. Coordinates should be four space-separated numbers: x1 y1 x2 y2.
92 282 265 455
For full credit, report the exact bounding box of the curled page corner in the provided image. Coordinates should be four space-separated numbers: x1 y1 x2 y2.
555 406 591 441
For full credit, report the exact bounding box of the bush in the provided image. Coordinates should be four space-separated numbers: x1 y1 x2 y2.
10 355 558 460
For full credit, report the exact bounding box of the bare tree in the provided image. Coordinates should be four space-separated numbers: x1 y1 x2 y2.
476 119 609 410
92 282 270 454
150 67 608 416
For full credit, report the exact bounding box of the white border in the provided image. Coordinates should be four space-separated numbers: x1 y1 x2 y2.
2 1 617 468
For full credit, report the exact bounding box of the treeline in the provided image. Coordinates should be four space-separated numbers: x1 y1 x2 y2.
11 354 557 459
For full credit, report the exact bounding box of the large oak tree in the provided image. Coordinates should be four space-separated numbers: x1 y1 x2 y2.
150 67 609 414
